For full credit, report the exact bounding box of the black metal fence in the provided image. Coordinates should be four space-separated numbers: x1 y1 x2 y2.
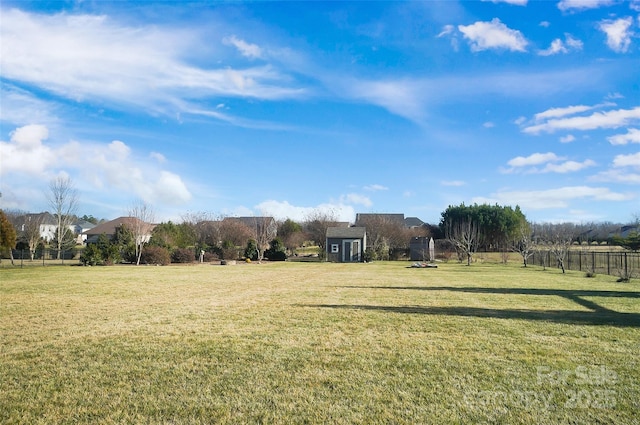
530 250 639 278
7 248 79 265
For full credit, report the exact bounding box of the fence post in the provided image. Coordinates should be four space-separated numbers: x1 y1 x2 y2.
578 251 582 271
607 252 610 276
625 252 628 278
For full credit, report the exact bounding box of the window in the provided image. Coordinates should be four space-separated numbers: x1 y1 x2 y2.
331 244 339 253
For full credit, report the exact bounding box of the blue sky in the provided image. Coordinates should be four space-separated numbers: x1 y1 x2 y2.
1 0 639 224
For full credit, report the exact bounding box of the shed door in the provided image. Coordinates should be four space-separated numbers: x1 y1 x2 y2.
343 240 352 262
352 240 360 262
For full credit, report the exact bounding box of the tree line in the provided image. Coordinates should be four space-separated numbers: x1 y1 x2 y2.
0 176 638 266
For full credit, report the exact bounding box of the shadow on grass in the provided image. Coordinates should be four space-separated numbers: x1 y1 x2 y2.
300 286 640 327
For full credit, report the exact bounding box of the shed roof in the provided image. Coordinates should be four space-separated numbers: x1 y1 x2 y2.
326 226 366 239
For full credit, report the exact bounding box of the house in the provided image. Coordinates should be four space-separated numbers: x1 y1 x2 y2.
404 216 426 229
72 220 96 243
326 227 367 262
83 217 155 244
355 213 428 230
14 212 58 242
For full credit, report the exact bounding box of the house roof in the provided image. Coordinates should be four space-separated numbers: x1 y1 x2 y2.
326 226 366 239
83 216 155 236
74 220 96 230
355 213 405 225
404 217 426 228
14 212 57 226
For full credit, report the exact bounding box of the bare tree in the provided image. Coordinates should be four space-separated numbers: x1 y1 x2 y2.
445 219 480 266
128 201 155 266
47 176 79 260
304 209 340 254
511 220 534 267
219 218 253 259
182 211 223 251
355 214 408 260
248 217 273 262
535 222 575 273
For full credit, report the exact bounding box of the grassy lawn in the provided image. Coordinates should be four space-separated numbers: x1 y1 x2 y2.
1 262 639 424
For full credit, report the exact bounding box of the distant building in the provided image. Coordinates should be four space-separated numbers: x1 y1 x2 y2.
83 217 156 244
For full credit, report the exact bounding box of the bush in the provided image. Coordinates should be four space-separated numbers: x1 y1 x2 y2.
363 247 375 262
244 239 258 261
264 238 287 261
172 248 195 263
80 244 102 266
202 251 218 262
140 246 171 265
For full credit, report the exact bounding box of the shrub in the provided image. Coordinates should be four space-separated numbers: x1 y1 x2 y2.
244 239 258 261
140 246 170 265
80 244 102 266
264 238 287 261
363 247 375 262
202 251 218 262
172 248 195 263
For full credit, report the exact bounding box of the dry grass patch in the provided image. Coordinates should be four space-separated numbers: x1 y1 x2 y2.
1 262 639 424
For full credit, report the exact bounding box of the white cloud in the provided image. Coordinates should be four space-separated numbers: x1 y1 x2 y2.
564 34 584 50
539 39 568 56
591 169 640 184
534 104 594 121
504 152 595 174
0 9 303 120
514 116 526 125
560 134 576 143
473 186 633 210
598 17 634 53
0 85 60 128
0 124 192 208
483 121 495 128
524 106 640 134
341 193 373 207
539 21 551 28
482 0 528 5
541 159 596 173
437 25 455 38
153 171 192 205
608 128 640 145
507 152 563 167
150 152 167 163
0 125 54 177
557 0 615 11
612 152 640 169
255 200 355 222
458 18 528 52
364 184 389 191
341 78 428 123
223 35 263 59
538 34 583 56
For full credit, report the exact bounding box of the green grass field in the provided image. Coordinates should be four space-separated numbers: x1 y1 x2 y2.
1 262 639 424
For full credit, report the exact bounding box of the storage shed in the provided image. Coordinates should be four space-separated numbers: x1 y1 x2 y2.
326 227 367 262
